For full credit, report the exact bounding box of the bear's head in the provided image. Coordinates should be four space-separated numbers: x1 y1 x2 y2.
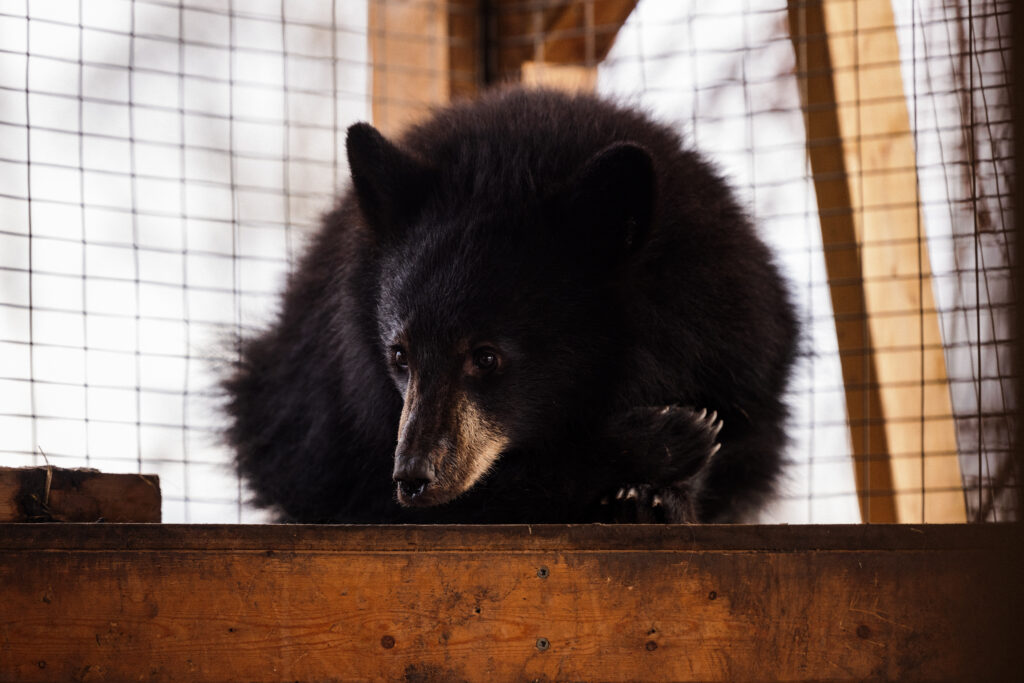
346 122 655 507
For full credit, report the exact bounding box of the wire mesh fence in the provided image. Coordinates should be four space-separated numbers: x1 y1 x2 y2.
0 0 1015 523
1 0 371 521
595 0 1015 522
596 0 860 523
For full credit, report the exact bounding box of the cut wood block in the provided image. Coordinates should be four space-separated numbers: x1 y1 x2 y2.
0 466 160 523
0 524 1018 681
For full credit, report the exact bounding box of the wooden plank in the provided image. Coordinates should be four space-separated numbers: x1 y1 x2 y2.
368 1 635 124
533 0 638 65
789 0 966 522
790 4 895 522
0 524 1019 681
448 0 481 101
369 0 481 136
494 0 637 82
369 0 449 136
0 466 160 523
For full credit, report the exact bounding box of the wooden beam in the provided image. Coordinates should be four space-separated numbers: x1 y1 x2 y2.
447 0 482 100
789 0 966 522
369 0 481 136
0 524 1019 681
0 466 160 523
368 2 636 123
521 60 596 92
533 0 638 64
494 0 637 83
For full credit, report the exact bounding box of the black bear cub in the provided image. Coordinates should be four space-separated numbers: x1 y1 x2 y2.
223 88 798 524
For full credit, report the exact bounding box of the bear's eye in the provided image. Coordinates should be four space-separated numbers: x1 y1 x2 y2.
392 347 408 370
472 347 499 373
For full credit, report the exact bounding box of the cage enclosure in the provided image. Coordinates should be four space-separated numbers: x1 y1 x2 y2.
0 1 1020 681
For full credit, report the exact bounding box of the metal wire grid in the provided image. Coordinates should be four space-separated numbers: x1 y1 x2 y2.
0 0 371 522
893 0 1015 520
0 0 1016 523
595 0 861 522
590 0 1014 521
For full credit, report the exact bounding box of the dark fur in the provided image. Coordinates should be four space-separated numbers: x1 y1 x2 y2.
223 89 798 523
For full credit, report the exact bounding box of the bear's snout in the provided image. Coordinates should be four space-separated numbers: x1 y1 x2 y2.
393 455 436 503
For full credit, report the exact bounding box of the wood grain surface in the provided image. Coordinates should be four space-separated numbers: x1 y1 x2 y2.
788 0 966 523
0 524 1019 682
0 467 160 523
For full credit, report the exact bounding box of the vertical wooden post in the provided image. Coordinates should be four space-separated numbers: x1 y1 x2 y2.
368 0 481 137
447 0 481 101
789 0 966 522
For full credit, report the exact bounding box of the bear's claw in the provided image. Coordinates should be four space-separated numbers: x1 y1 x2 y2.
602 404 724 522
602 482 701 523
610 404 724 479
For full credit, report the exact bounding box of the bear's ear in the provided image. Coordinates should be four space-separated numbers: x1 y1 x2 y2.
564 142 655 259
346 122 433 242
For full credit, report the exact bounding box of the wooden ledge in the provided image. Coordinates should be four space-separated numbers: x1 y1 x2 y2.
0 521 1015 551
1 524 1020 682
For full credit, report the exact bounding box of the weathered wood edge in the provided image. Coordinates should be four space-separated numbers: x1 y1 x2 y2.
0 522 1017 552
0 467 161 523
3 522 1020 681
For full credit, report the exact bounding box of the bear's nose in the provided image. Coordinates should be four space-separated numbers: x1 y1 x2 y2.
393 456 435 499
